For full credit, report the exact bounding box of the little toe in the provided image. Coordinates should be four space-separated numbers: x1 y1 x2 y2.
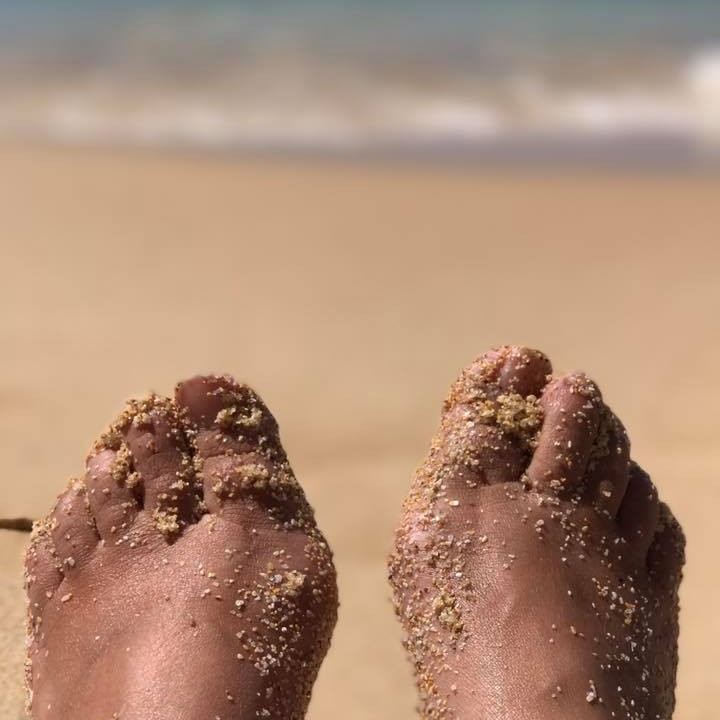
583 409 631 517
49 480 99 570
645 505 684 715
526 372 603 497
617 462 660 557
24 528 63 627
647 503 685 597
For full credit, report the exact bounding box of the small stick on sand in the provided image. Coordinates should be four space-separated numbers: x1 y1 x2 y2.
0 517 34 533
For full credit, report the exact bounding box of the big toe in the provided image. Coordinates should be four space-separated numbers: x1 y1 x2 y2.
395 346 552 555
495 345 553 396
176 375 307 521
448 344 551 407
176 374 279 441
437 346 551 487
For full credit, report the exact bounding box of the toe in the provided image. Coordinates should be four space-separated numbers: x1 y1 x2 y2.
176 374 280 447
87 396 199 540
448 345 551 407
399 347 550 535
85 448 140 540
175 375 302 518
583 409 631 517
647 503 685 597
526 372 604 497
645 502 684 708
617 462 660 557
24 528 63 629
438 346 551 486
49 480 99 570
122 397 200 535
495 345 553 396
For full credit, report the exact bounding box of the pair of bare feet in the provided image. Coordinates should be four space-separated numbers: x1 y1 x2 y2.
23 346 684 720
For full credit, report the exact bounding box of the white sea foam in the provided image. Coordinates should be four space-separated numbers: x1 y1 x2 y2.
1 49 720 159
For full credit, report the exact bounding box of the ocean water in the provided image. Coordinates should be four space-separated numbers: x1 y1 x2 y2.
1 0 720 160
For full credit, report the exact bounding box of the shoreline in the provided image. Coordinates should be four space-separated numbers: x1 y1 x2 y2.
3 133 720 173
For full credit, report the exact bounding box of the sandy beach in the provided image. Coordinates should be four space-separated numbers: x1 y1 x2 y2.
0 142 718 719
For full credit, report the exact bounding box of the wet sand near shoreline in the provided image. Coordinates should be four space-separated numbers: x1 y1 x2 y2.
0 142 718 719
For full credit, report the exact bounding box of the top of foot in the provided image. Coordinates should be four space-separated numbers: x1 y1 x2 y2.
389 346 684 720
24 374 338 720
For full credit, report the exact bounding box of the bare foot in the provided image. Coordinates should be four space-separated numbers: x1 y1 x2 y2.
389 346 684 720
24 375 337 720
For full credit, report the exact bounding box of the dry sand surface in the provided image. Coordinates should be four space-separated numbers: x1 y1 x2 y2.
0 142 718 719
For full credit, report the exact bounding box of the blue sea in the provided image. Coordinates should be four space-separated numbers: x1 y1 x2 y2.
1 1 719 161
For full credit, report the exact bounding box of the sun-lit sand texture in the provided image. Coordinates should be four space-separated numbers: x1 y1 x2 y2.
0 142 718 719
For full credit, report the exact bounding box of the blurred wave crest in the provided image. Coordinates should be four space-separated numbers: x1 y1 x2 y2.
1 1 719 161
